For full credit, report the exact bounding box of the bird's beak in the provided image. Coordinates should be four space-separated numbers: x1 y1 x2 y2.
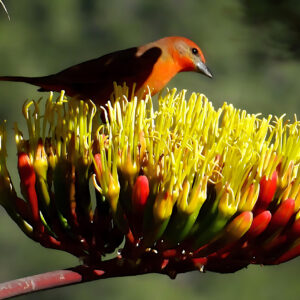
196 61 213 78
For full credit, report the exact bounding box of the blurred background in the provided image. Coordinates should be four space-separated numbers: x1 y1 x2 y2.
0 0 300 299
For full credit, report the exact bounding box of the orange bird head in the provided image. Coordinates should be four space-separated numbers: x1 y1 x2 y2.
167 36 212 76
136 36 212 97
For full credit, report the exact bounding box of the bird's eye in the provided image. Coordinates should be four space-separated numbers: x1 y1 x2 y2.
191 48 198 55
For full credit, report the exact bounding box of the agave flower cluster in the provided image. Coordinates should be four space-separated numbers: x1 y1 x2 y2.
0 86 299 274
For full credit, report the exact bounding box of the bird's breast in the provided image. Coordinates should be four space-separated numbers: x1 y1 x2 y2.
137 58 180 97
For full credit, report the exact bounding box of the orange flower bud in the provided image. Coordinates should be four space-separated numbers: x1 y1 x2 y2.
225 211 253 240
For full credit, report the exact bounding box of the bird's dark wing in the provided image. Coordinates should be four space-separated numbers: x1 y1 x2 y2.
55 47 160 81
41 46 162 98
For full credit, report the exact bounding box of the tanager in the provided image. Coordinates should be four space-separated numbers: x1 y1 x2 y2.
0 36 212 104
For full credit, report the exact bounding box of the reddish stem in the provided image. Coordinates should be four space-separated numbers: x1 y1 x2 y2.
0 256 202 299
0 270 82 299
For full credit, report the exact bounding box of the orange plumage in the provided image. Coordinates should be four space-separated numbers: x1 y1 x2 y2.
0 36 212 104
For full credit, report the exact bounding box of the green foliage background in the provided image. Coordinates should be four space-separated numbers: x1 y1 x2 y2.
0 1 299 299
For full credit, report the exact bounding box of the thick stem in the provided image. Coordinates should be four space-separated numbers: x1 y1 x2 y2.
0 256 202 299
0 270 82 299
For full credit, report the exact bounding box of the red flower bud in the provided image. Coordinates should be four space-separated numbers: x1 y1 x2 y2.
132 175 149 213
18 152 36 188
275 242 300 264
254 170 278 214
290 217 300 238
247 210 272 238
18 152 39 225
268 198 295 231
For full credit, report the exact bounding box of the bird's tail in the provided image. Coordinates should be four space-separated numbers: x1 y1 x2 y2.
0 75 60 92
0 75 42 85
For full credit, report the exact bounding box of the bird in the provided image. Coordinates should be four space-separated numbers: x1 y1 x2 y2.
0 36 212 104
